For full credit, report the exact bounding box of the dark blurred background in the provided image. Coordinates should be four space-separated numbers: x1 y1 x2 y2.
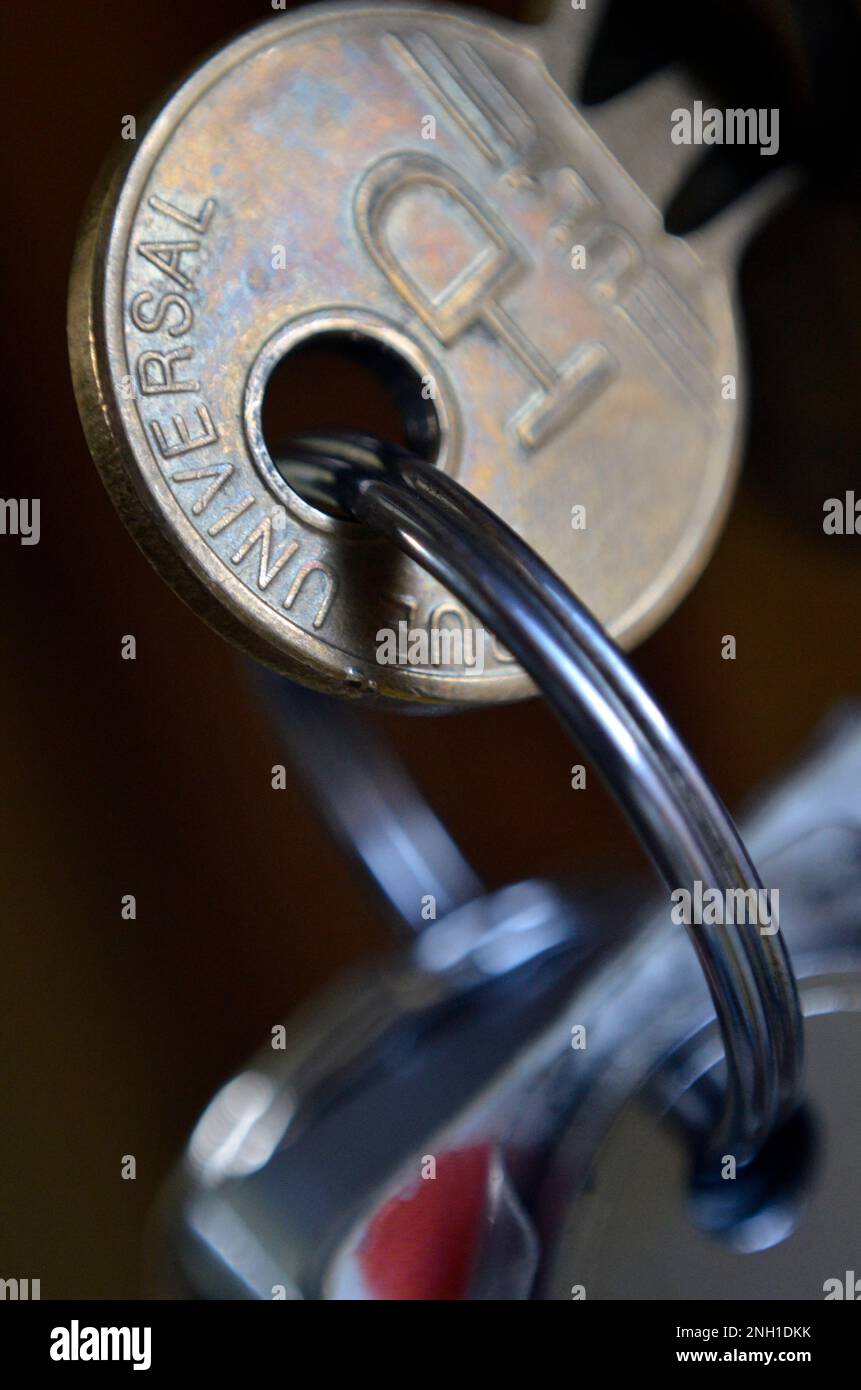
1 0 859 1297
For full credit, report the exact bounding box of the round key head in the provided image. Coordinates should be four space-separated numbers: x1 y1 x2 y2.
69 2 742 706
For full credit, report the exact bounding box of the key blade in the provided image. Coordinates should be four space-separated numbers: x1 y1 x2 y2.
534 5 799 259
530 2 700 211
528 0 607 100
687 164 802 273
582 65 710 217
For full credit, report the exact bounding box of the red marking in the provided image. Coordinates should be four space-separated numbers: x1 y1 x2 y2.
357 1145 492 1300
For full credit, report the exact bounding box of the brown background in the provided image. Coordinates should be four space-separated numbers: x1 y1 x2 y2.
1 0 859 1297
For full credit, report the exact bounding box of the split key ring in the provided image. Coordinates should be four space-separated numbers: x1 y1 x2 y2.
280 431 804 1171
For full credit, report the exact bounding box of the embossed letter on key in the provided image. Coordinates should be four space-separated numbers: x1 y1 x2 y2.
69 1 750 707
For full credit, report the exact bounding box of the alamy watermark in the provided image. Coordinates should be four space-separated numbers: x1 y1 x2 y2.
0 497 40 545
823 492 861 534
823 1271 861 1299
671 880 779 935
376 621 486 673
671 101 779 157
50 1322 151 1371
0 1276 40 1299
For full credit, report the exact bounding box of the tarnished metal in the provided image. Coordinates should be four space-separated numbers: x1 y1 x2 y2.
69 1 748 706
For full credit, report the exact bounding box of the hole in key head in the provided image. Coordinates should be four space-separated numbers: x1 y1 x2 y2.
261 331 441 520
689 1104 819 1254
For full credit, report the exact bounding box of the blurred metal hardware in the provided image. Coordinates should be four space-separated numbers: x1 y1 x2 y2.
161 709 861 1299
159 875 613 1299
534 825 861 1298
252 670 483 934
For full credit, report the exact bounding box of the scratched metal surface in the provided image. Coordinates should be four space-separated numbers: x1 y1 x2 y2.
69 1 741 705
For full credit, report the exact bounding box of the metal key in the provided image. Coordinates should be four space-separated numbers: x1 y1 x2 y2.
68 0 788 708
161 710 861 1299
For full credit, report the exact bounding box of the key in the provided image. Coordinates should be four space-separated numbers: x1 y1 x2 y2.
68 0 791 708
161 876 595 1300
536 836 861 1301
162 711 861 1299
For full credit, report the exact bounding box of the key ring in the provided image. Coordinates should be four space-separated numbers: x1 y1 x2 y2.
280 432 804 1167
